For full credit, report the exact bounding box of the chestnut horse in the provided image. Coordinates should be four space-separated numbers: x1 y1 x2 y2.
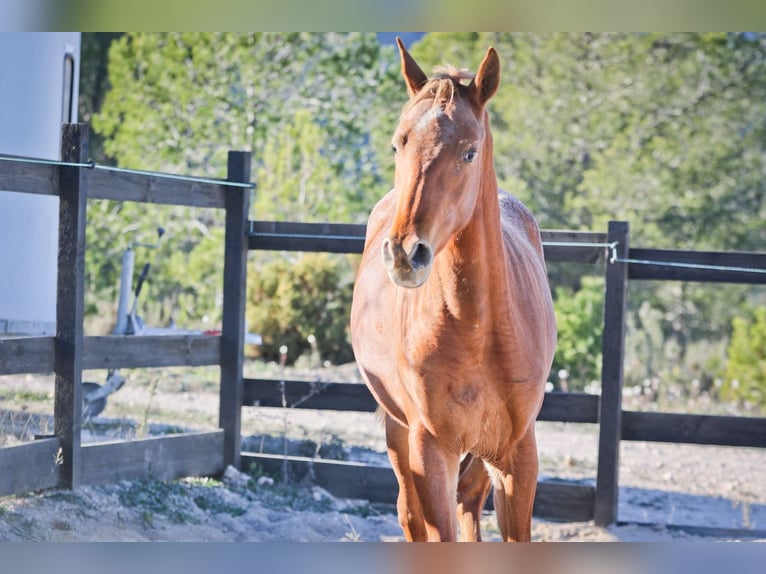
350 40 556 541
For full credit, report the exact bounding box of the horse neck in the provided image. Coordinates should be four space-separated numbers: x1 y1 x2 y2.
434 117 507 321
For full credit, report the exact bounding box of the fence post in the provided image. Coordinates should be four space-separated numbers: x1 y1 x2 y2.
54 123 89 489
594 220 629 526
219 151 251 470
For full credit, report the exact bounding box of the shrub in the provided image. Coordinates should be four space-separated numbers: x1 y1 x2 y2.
551 276 605 391
247 253 354 365
722 307 766 408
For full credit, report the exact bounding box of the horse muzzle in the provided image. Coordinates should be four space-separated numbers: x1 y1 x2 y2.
381 236 433 288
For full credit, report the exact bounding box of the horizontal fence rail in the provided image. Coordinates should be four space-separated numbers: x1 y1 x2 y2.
0 432 226 498
621 411 766 448
0 438 62 497
248 220 610 263
625 248 766 284
0 335 222 375
241 452 597 522
81 431 225 485
243 379 600 424
83 335 221 370
0 337 54 375
0 156 245 208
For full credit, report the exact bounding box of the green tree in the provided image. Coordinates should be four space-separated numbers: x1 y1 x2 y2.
411 33 766 251
723 308 766 408
86 33 401 337
94 33 399 197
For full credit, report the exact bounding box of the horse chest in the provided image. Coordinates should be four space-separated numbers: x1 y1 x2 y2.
395 317 505 416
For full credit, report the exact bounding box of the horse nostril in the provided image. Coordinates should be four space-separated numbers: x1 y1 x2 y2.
409 240 433 270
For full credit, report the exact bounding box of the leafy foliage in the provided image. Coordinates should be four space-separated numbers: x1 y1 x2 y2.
85 32 766 384
723 308 766 407
246 253 355 365
551 277 604 391
413 33 766 251
87 33 400 336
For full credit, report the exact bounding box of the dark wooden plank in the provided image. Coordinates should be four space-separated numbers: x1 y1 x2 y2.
627 248 766 284
242 452 395 503
0 438 61 496
249 220 366 254
243 379 600 424
538 392 600 424
241 453 594 522
81 431 225 485
242 379 378 412
541 230 607 244
248 221 609 263
0 160 58 196
594 221 630 526
219 151 251 469
0 156 238 208
0 337 55 375
541 229 610 264
543 244 608 264
54 123 89 489
82 335 220 369
534 479 596 522
622 411 766 448
88 166 227 208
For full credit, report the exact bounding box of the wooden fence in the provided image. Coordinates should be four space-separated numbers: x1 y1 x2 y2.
0 124 250 494
1 124 765 528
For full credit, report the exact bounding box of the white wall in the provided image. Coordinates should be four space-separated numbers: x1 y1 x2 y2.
0 32 81 335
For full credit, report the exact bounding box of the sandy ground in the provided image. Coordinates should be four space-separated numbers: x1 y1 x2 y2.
1 366 764 542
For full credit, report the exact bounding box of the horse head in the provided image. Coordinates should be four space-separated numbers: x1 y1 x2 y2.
382 38 501 288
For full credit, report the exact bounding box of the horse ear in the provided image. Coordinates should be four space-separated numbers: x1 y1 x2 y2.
397 37 428 97
470 46 500 108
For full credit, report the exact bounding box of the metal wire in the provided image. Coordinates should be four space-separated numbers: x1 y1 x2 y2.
0 155 95 169
249 232 620 251
613 255 766 276
0 154 255 189
543 241 618 250
250 233 621 249
95 164 255 189
250 231 364 242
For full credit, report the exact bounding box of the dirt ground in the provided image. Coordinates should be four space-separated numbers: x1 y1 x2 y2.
1 365 764 542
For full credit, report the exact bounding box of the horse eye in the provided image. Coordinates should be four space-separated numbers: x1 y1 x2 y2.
463 149 477 163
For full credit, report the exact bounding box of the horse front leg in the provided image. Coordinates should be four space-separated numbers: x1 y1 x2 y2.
456 453 492 541
385 414 428 541
489 426 539 542
408 425 460 541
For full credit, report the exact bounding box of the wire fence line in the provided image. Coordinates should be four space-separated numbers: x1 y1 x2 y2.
0 154 256 189
3 154 764 277
613 254 766 276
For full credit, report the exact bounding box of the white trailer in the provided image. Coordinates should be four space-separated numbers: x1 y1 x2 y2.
0 32 81 335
